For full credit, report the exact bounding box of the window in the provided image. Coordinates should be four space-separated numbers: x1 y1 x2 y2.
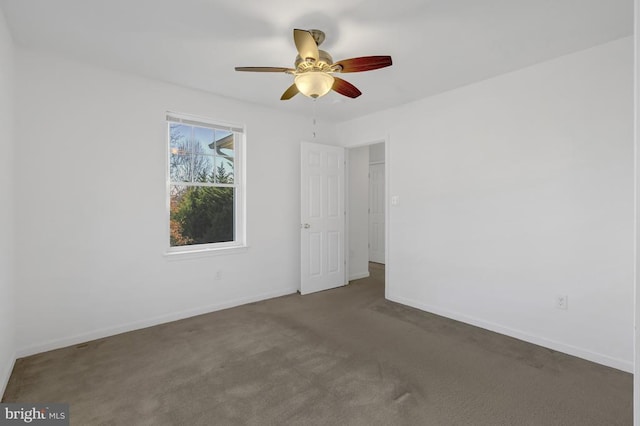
166 112 245 253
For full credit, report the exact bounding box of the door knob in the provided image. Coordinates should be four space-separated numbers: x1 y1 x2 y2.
302 223 311 229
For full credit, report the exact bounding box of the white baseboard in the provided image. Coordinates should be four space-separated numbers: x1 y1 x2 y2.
17 287 297 359
387 294 633 373
349 271 370 281
1 353 16 399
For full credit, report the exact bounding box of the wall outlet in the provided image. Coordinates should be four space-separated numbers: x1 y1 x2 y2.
215 270 223 280
555 295 568 310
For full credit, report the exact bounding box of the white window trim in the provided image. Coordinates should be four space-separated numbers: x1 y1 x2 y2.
164 112 247 258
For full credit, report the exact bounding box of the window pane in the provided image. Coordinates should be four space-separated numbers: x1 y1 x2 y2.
214 130 234 157
170 123 190 149
169 153 192 182
170 185 235 246
170 152 215 183
215 156 234 183
193 126 216 155
191 154 215 183
170 124 194 183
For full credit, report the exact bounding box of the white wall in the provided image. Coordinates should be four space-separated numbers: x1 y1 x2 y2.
348 146 370 280
338 37 634 371
13 49 336 355
0 7 15 396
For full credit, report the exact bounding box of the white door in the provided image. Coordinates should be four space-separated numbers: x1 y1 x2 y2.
369 163 385 264
300 142 346 295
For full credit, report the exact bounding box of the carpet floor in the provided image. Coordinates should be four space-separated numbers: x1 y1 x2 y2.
3 263 633 425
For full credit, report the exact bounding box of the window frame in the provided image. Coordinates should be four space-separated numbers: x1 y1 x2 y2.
164 111 247 256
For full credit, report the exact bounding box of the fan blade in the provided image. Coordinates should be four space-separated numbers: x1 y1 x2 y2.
235 67 294 73
280 84 299 100
293 29 319 62
334 56 393 73
332 77 362 98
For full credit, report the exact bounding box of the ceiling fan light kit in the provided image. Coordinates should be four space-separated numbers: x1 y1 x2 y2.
295 72 335 98
235 29 392 101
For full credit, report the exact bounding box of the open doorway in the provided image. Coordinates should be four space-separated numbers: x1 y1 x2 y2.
346 141 386 287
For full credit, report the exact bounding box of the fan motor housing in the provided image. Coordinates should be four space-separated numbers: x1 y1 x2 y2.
295 50 334 72
309 29 326 46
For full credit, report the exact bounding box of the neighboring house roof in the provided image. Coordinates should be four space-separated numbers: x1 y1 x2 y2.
209 134 233 156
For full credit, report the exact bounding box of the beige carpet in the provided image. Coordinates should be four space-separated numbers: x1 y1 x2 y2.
3 263 632 425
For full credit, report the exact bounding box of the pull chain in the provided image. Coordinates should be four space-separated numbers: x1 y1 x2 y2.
312 98 318 139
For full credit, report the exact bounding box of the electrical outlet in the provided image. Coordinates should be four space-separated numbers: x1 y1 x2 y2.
215 270 223 280
555 295 568 310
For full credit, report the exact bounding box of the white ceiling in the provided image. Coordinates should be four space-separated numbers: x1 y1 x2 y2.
0 0 633 122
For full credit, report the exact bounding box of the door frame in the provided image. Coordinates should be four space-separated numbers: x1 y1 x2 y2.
344 137 390 299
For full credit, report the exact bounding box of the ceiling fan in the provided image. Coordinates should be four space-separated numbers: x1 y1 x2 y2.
235 29 392 100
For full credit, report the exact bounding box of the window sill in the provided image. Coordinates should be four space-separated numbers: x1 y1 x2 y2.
164 245 249 261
